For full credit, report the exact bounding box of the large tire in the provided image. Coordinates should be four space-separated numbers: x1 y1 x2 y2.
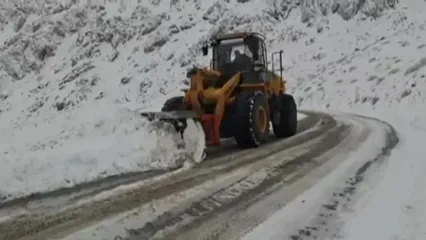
161 96 185 111
273 94 297 138
234 91 269 148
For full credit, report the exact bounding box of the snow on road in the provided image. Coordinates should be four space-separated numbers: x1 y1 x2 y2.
336 112 426 240
242 112 394 240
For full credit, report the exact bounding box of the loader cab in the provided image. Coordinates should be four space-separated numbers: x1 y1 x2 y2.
202 32 268 84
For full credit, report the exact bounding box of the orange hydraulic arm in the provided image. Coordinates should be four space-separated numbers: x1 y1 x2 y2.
184 68 241 146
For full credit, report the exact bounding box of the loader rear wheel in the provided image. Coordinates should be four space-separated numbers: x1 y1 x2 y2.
234 91 269 148
273 94 297 138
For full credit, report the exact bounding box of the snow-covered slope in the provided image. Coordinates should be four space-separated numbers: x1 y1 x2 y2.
0 0 398 201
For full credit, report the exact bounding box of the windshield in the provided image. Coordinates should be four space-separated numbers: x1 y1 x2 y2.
213 39 253 72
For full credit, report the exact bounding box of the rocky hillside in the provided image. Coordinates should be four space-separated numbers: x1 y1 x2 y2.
0 0 397 106
0 0 398 200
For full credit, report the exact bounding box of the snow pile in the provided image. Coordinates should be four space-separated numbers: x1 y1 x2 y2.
0 0 396 200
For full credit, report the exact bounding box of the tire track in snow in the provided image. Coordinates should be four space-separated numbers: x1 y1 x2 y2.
116 113 397 240
0 112 317 211
283 114 399 240
0 112 329 240
115 120 349 240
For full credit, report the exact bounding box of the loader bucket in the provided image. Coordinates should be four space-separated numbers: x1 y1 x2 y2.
141 111 206 164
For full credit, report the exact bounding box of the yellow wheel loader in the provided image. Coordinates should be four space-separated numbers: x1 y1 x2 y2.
142 32 297 158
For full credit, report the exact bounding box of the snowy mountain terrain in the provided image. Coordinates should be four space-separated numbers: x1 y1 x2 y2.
0 0 399 201
3 0 426 239
4 2 426 239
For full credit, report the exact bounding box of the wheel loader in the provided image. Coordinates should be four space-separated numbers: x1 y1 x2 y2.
142 32 297 155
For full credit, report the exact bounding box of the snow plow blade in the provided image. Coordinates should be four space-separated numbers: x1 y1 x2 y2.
141 111 206 164
140 111 199 136
141 110 199 121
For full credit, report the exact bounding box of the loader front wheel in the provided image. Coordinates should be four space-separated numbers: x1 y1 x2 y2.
234 92 269 148
160 96 187 139
273 94 297 138
161 96 185 111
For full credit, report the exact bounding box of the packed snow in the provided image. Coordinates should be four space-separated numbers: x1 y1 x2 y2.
3 0 426 238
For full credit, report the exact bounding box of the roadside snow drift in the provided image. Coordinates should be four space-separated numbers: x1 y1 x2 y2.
0 0 398 202
0 105 204 201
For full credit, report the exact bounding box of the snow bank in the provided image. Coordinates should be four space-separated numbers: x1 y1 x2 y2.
0 104 196 200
